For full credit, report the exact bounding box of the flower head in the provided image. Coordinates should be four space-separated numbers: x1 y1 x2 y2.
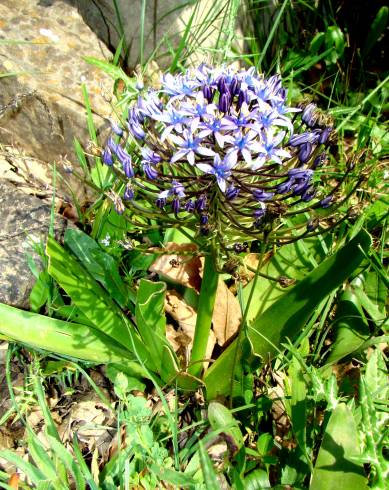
102 65 352 248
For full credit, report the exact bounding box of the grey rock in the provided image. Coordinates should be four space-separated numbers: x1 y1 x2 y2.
0 0 114 200
67 0 224 69
0 180 69 309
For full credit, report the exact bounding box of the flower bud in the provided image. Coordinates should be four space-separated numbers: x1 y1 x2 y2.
123 184 134 201
172 198 180 214
219 93 231 113
320 195 333 208
143 163 158 180
102 147 113 166
319 127 332 145
298 142 313 163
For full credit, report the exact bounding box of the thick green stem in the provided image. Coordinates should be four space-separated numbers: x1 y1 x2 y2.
188 252 219 378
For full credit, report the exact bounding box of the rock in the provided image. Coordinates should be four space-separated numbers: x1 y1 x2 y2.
0 0 114 200
0 180 69 309
68 0 225 69
0 144 59 200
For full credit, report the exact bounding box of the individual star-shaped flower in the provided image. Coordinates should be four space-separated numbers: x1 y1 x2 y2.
152 106 189 140
158 179 186 199
170 129 215 165
252 130 291 169
219 102 257 132
161 73 198 99
225 130 261 166
180 92 217 132
197 153 236 192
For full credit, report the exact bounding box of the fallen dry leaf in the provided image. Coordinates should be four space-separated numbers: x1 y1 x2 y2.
198 257 242 346
207 441 228 468
165 324 184 353
212 280 242 346
151 245 241 350
149 242 202 291
59 398 115 456
165 290 216 367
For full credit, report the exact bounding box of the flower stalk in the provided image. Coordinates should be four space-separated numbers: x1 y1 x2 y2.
188 249 219 378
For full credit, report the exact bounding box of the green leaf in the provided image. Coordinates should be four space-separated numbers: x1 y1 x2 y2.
0 303 139 366
244 469 271 489
198 440 220 490
363 6 388 58
357 272 387 320
248 230 371 361
30 270 50 312
105 365 146 397
149 464 197 487
325 26 346 62
288 356 308 461
205 230 371 399
359 374 389 488
207 402 244 452
310 32 325 53
362 271 388 321
365 350 389 407
365 195 389 230
64 228 132 308
53 305 96 328
135 279 178 379
256 433 274 457
325 288 370 365
46 236 149 364
243 237 326 322
310 404 368 490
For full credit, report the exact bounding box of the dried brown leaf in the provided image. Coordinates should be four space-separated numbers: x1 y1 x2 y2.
149 243 202 291
165 290 216 367
212 280 242 346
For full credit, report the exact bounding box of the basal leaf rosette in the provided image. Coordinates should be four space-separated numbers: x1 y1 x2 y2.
102 65 357 250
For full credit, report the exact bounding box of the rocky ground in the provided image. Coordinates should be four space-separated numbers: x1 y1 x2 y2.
0 0 116 308
0 0 118 473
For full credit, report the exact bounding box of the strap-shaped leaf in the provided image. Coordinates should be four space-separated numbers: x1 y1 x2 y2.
205 230 372 399
0 303 139 366
135 279 178 378
65 228 133 309
46 236 150 364
310 403 368 490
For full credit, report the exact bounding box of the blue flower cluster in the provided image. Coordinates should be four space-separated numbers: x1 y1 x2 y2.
102 65 340 241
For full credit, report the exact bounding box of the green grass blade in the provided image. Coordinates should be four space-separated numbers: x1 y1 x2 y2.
83 56 134 86
198 440 220 490
257 0 289 71
46 435 86 490
0 450 46 486
170 1 199 72
72 435 100 490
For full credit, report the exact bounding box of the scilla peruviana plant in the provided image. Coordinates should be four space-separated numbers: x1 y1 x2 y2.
101 64 362 379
